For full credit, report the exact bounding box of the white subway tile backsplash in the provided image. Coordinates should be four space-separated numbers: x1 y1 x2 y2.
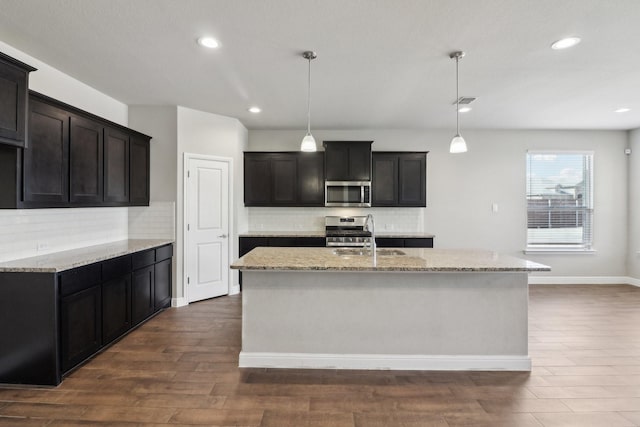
246 207 425 233
128 202 175 240
0 202 175 263
0 208 128 262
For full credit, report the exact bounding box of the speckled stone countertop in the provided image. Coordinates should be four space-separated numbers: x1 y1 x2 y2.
231 247 550 272
239 231 435 238
0 239 174 273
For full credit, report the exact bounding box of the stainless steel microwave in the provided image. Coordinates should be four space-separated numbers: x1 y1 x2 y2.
325 181 371 207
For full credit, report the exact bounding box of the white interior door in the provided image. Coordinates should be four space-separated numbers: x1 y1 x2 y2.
186 156 230 303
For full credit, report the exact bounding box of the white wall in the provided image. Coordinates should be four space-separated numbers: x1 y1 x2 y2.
0 42 131 260
176 107 249 298
627 128 640 280
249 129 629 279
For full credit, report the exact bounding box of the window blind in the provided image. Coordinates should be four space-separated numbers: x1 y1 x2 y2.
526 151 593 249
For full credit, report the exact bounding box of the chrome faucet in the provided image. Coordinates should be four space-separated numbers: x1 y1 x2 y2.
365 213 376 263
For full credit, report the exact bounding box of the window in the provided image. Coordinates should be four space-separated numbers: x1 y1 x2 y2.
526 151 593 251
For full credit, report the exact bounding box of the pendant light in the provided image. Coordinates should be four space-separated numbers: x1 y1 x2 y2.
300 51 317 152
449 51 468 154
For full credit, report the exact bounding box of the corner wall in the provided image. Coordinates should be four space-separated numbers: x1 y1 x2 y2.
627 129 640 281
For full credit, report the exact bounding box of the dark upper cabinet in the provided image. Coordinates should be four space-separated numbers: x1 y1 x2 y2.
129 135 150 206
70 116 103 205
0 52 36 148
244 152 324 207
371 154 398 206
297 152 324 205
372 152 427 207
0 91 152 208
23 98 70 206
104 127 130 205
271 154 297 205
323 141 372 181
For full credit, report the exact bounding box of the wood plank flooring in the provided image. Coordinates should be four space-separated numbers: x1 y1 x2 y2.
1 284 640 426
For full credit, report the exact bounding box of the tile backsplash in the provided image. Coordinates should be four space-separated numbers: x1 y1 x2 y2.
247 207 426 232
0 208 128 262
128 201 176 239
0 202 175 262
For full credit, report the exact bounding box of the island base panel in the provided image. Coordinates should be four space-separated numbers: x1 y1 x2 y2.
240 271 530 371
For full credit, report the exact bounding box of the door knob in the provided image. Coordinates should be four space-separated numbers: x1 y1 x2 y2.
218 234 228 239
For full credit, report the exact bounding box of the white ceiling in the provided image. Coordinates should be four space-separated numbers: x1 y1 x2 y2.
0 0 639 131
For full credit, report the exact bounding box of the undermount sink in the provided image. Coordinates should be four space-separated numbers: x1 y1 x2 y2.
332 248 406 256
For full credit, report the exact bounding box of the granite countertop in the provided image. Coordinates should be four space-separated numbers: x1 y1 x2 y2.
240 231 435 238
0 239 174 273
231 247 550 272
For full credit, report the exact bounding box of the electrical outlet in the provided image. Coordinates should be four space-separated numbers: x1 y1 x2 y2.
36 241 49 252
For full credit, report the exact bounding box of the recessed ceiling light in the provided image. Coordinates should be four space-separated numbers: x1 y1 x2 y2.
615 108 631 113
248 107 261 113
458 107 472 113
197 37 219 49
551 37 581 50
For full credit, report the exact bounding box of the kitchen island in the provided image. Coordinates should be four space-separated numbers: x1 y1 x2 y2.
231 247 550 371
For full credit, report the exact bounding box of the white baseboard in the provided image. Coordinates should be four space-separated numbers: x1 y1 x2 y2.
171 297 188 307
238 352 531 371
529 276 640 287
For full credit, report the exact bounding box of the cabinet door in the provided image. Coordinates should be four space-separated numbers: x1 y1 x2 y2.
69 116 103 205
130 135 150 206
104 127 129 204
398 153 426 207
271 154 297 205
239 237 269 257
23 99 69 205
132 266 154 325
372 154 398 206
297 152 324 206
0 56 32 147
348 142 372 181
60 284 102 373
102 275 131 345
244 154 271 206
324 142 350 181
154 258 172 310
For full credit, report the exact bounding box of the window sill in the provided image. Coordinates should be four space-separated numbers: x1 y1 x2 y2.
524 248 596 255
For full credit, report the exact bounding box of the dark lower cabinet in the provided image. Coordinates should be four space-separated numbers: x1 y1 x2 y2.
132 265 155 326
154 258 172 310
0 243 172 386
375 237 434 248
101 275 131 345
60 284 102 373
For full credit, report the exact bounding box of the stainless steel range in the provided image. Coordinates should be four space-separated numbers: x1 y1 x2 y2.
325 216 372 247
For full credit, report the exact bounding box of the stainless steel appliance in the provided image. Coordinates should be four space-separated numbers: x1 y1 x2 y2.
325 216 372 247
325 181 371 207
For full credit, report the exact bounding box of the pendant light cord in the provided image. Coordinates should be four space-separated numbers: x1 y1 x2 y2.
455 55 460 135
307 56 312 135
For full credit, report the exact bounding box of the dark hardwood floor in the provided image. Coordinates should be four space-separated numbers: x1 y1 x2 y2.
1 284 640 426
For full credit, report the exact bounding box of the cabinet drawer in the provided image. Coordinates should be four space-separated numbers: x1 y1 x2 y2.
375 238 404 248
404 238 433 248
155 244 173 262
132 249 155 270
59 264 101 297
102 255 132 282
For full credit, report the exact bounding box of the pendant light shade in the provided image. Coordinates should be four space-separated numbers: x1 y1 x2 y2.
301 51 317 152
449 51 468 154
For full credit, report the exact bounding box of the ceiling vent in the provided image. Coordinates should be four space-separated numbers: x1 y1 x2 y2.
453 97 476 105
